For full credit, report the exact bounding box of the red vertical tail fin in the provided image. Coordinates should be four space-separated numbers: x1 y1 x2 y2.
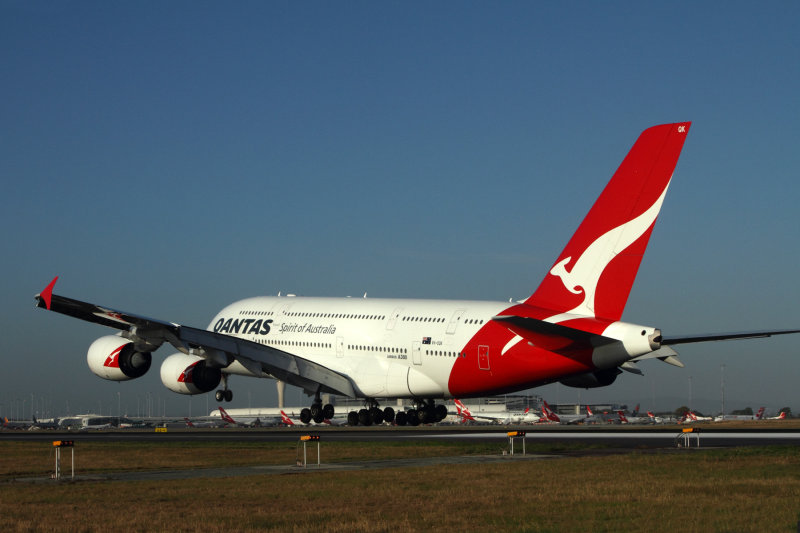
219 407 236 424
526 123 691 321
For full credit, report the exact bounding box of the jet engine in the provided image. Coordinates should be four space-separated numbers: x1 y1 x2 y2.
87 335 152 381
160 353 222 395
559 368 621 389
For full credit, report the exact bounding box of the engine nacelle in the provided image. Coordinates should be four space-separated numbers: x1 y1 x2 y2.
160 353 222 395
87 335 152 381
559 368 621 389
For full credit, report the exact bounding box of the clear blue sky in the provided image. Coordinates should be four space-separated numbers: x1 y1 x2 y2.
2 2 798 418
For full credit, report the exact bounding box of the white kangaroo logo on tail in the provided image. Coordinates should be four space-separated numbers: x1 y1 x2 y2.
546 180 671 323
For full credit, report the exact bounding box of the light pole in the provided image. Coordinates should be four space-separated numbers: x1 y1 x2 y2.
720 364 726 420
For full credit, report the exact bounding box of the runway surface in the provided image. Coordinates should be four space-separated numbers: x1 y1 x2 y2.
4 426 800 447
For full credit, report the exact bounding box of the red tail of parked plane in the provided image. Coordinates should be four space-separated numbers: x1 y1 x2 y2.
280 410 296 426
542 401 561 423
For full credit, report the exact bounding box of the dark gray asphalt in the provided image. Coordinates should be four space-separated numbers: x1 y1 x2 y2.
4 426 800 447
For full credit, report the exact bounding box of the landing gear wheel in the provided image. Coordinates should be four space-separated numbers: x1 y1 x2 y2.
323 404 335 420
224 390 233 402
417 406 430 424
383 407 395 424
407 409 420 426
435 404 448 422
215 390 224 402
312 410 324 424
369 407 384 425
300 408 312 424
310 404 322 419
395 411 407 426
358 408 372 426
347 411 359 426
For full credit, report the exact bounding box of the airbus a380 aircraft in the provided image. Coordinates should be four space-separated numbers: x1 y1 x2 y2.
35 122 800 426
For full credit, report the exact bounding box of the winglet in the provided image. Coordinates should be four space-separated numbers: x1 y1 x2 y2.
37 276 59 310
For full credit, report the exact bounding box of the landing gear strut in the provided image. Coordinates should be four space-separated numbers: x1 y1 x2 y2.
347 400 396 426
214 375 233 402
301 389 335 424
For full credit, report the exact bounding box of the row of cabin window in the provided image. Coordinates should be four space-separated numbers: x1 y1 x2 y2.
253 338 461 359
238 309 486 326
255 339 332 349
238 309 386 320
348 345 407 354
426 350 461 357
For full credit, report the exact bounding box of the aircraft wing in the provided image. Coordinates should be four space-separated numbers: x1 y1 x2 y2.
34 277 356 397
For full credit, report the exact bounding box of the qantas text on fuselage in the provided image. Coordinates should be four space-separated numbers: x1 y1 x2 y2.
35 122 800 426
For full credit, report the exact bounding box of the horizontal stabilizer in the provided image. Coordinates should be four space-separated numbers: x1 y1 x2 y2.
492 315 617 354
620 361 643 375
631 346 684 367
663 329 800 345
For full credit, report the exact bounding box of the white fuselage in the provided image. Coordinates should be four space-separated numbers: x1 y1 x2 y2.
208 295 507 399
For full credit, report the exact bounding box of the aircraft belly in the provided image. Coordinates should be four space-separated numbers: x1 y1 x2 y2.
385 362 412 397
407 366 444 397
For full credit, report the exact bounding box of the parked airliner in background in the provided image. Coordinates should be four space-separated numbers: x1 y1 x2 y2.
647 411 663 424
453 399 539 424
680 411 713 423
540 401 561 423
35 122 800 426
217 407 272 427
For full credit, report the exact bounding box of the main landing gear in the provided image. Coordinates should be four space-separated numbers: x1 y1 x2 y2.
215 375 233 402
344 399 447 426
300 391 335 424
346 400 395 426
394 400 448 426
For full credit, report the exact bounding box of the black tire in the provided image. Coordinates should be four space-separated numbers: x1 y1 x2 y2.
358 408 372 426
323 404 335 420
347 411 359 426
395 411 407 426
435 404 448 422
370 407 384 425
312 410 324 424
224 390 233 402
215 390 224 402
300 408 312 424
383 406 395 423
407 409 420 426
417 407 430 424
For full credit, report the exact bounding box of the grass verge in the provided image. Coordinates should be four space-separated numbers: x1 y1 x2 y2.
1 441 799 532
